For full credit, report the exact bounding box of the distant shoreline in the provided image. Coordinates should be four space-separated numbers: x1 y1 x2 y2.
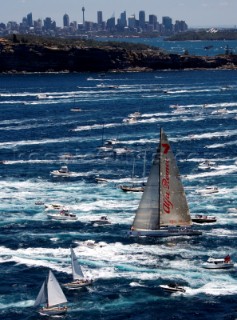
0 35 237 73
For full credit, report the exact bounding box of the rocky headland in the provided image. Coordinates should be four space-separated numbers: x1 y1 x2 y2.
0 35 237 73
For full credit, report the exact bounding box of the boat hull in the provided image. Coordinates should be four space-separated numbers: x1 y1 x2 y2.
63 280 92 289
129 228 202 238
202 263 234 269
160 285 185 293
120 186 144 192
47 214 78 221
192 218 216 224
39 306 67 316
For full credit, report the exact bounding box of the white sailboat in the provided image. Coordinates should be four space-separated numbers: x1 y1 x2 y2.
129 128 202 238
120 152 146 192
34 270 68 316
63 247 92 289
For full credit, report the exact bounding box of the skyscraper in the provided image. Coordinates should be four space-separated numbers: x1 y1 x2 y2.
63 14 69 27
162 16 173 32
139 10 145 29
26 12 33 27
97 11 103 25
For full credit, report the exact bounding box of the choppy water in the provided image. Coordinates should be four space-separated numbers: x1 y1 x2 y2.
0 69 237 320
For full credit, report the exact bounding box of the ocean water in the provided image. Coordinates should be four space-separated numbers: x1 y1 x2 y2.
96 37 237 56
0 69 237 320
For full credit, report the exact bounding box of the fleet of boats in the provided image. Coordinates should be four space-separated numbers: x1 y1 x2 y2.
32 126 234 314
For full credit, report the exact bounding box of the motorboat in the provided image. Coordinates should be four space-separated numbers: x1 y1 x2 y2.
198 160 216 170
95 177 109 183
35 201 44 205
123 116 137 124
200 186 219 194
83 240 107 248
45 203 65 210
37 93 47 99
160 283 186 293
120 185 144 192
50 166 73 177
70 107 82 112
96 83 119 89
47 210 78 221
202 256 234 269
192 215 216 224
91 215 111 225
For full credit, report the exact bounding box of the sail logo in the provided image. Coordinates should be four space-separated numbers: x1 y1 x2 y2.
162 158 173 214
162 143 170 154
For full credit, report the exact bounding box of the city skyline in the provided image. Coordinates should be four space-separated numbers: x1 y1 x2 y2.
1 0 237 28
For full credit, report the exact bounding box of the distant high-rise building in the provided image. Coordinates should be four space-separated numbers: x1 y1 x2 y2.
162 16 173 32
149 14 158 30
106 16 115 31
63 14 69 27
120 11 127 27
26 12 33 27
139 10 145 28
97 11 103 25
44 17 56 30
128 15 136 29
174 20 188 32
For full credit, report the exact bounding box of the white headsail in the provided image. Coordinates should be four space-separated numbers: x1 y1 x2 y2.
34 281 47 307
132 146 160 230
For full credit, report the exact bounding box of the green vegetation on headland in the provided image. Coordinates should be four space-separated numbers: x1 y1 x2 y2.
0 34 237 73
167 29 237 41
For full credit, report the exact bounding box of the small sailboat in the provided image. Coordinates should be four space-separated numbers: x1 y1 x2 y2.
63 247 92 289
129 128 202 238
34 270 68 316
120 152 146 192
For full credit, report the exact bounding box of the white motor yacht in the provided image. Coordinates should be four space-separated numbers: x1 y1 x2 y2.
47 210 78 221
202 256 234 269
160 283 186 293
50 166 73 177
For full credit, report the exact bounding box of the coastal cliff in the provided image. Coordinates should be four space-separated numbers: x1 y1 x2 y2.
0 36 237 73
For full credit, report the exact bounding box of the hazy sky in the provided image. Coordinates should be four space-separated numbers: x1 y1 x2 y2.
1 0 237 28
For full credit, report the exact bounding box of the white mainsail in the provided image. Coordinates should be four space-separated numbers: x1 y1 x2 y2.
71 247 84 280
131 128 195 235
47 270 67 307
159 129 191 226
